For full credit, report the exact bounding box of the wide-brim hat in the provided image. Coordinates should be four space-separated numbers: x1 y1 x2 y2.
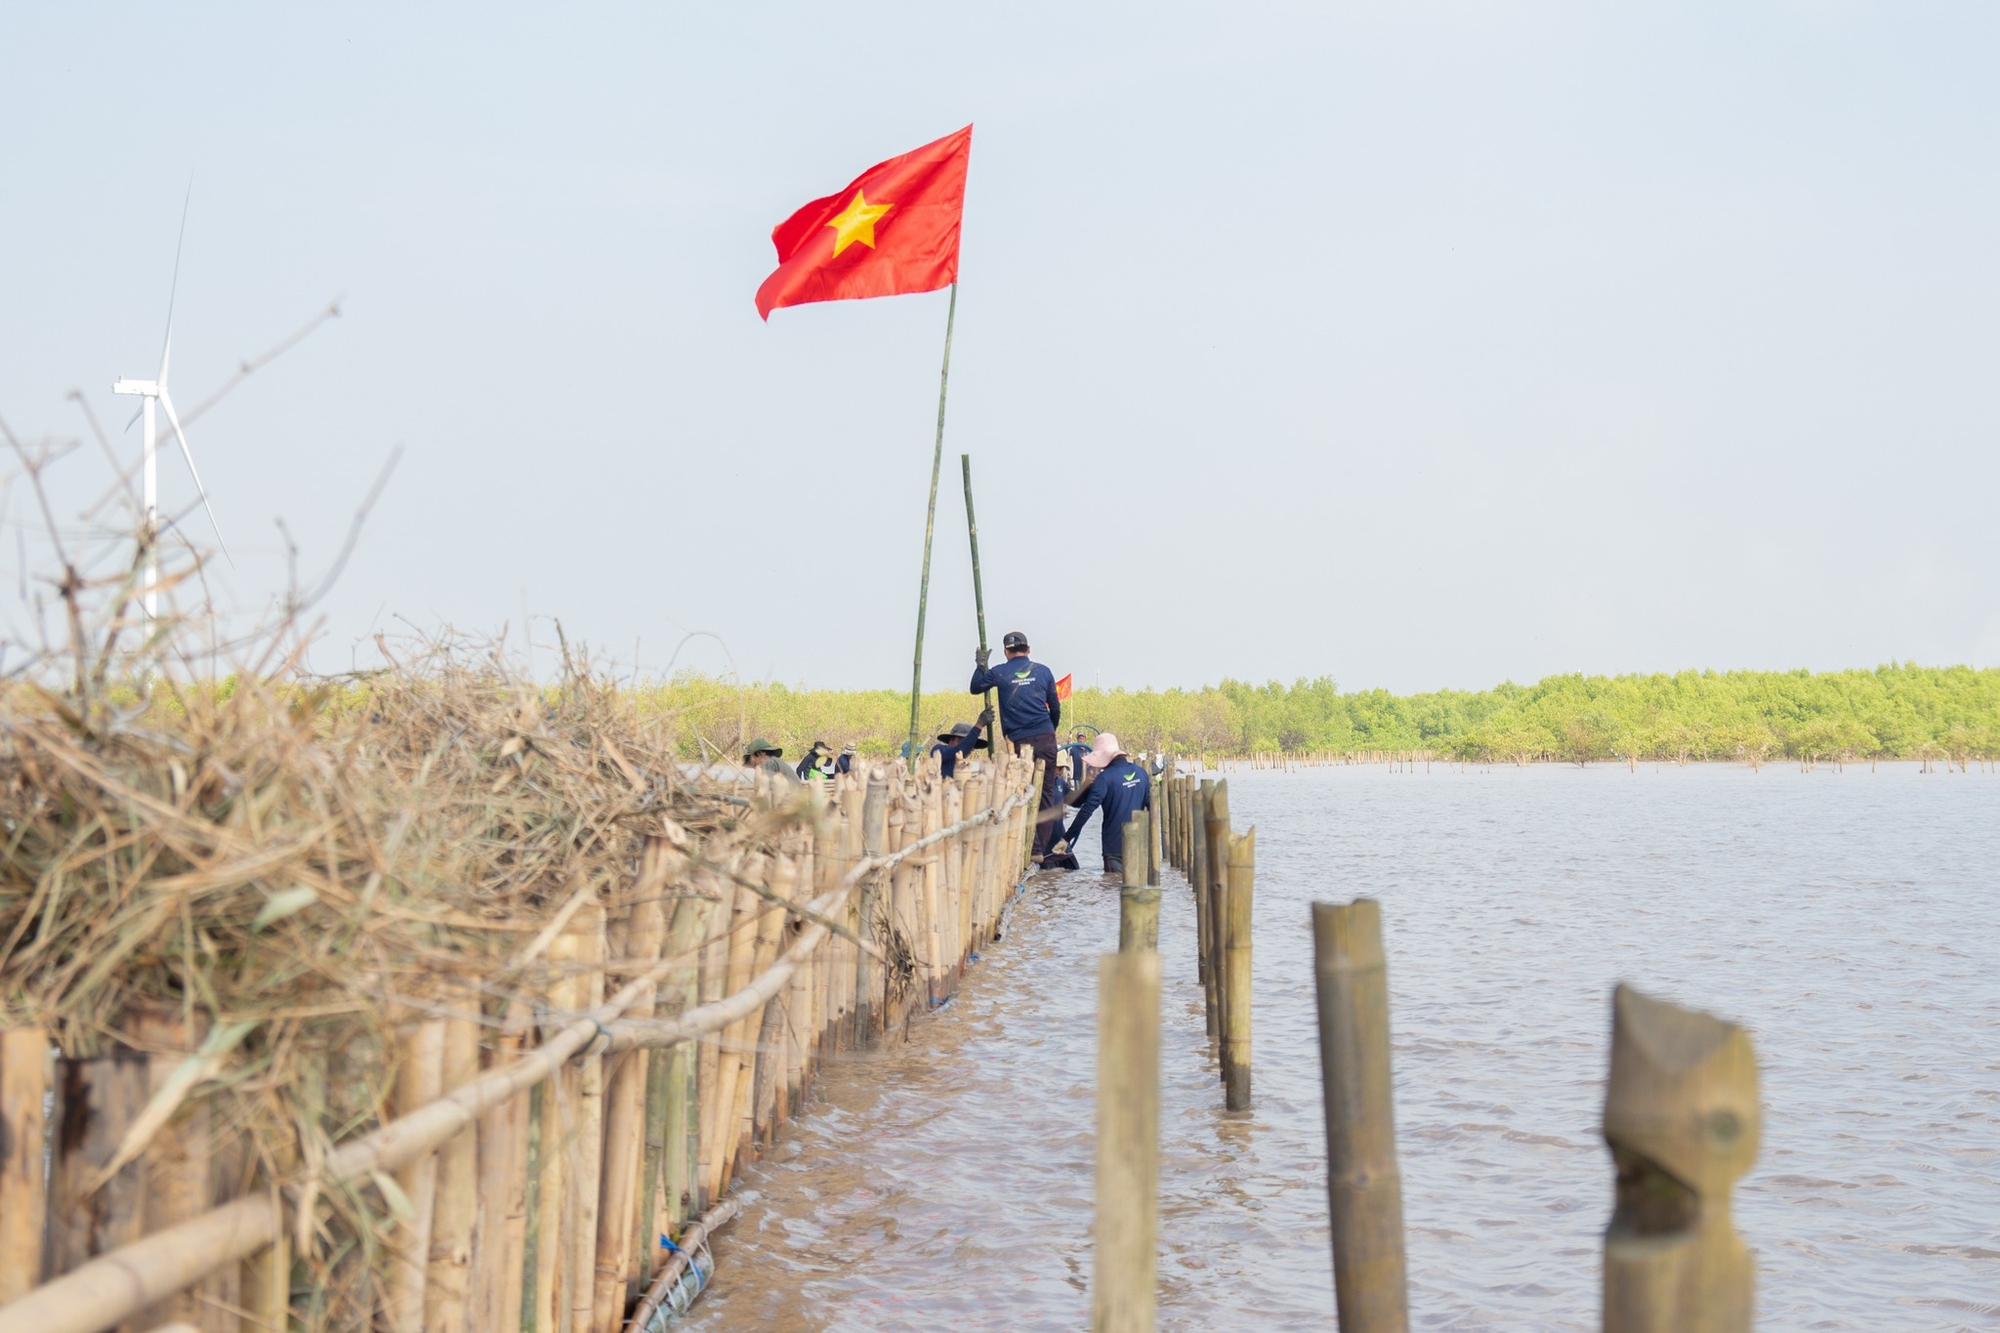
1083 733 1122 769
744 738 782 757
938 722 975 741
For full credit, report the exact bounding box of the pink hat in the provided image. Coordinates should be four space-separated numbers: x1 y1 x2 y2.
1083 733 1122 769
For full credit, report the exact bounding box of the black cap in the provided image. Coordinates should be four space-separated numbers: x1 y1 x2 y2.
1002 630 1029 651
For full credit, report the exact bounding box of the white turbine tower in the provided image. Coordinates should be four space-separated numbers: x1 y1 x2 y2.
113 193 229 618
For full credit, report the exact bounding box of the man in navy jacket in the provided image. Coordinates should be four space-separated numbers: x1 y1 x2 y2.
1062 732 1152 875
970 629 1064 858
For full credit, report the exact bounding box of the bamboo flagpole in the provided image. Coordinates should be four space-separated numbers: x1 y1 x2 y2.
961 453 999 741
904 281 959 769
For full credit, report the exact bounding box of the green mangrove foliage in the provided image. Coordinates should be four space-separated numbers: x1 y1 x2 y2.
639 664 2000 766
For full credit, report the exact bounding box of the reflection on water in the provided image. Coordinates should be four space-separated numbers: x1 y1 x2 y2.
686 764 1999 1331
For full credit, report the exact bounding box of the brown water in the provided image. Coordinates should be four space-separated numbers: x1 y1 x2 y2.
684 764 2000 1331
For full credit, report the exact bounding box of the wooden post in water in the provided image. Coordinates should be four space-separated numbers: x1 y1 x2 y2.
1202 779 1229 1042
1221 827 1255 1111
1146 777 1162 889
1117 811 1160 952
1602 985 1760 1333
1093 949 1160 1333
0 1027 48 1304
1189 781 1210 1001
1311 899 1409 1332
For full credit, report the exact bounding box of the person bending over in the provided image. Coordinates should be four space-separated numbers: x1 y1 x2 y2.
1061 732 1151 876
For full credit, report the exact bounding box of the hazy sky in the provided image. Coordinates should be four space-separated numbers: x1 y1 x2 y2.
4 3 1996 693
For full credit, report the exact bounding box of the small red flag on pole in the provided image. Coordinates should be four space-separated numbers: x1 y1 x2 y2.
755 126 971 320
1055 673 1073 702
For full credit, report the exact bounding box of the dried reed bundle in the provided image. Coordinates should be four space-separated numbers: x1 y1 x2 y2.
0 476 816 1331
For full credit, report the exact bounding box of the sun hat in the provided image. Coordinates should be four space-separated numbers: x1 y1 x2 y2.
1082 733 1122 769
744 738 782 757
938 721 977 741
840 742 857 754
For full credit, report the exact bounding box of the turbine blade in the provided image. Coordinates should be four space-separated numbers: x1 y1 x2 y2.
157 388 233 568
158 178 192 384
125 402 144 432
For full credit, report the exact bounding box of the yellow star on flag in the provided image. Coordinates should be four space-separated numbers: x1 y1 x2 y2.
824 189 892 257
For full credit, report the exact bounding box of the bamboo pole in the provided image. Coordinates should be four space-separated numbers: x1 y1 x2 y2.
536 892 597 1333
0 1027 48 1305
566 899 608 1333
1204 780 1231 1052
702 857 758 1204
591 890 664 1333
467 1005 529 1333
1190 782 1215 1038
727 853 791 1183
47 1040 149 1278
1117 812 1159 953
423 994 480 1333
961 454 1000 738
235 1176 286 1333
785 857 814 1120
1152 772 1168 888
887 800 917 1022
904 282 959 769
1602 985 1760 1333
945 780 968 978
1310 899 1409 1333
1222 828 1255 1112
126 1009 213 1332
654 890 709 1252
1092 950 1160 1333
692 857 739 1212
385 1015 445 1333
858 771 889 1040
918 787 944 1005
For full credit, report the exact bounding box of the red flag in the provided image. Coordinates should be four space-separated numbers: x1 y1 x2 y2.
1055 673 1073 702
755 126 971 320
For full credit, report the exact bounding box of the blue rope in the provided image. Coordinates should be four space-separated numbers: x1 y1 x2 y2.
657 1232 712 1296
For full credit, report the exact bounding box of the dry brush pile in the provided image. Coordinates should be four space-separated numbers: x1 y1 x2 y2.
0 585 811 1326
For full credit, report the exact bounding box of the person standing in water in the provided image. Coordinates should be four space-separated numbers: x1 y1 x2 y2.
969 629 1064 858
1061 732 1151 876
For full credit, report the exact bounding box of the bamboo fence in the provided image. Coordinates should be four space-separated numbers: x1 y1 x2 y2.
0 648 1039 1333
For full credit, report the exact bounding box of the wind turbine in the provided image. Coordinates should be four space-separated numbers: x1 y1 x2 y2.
112 190 229 619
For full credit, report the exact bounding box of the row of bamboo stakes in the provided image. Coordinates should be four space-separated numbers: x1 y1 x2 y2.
1157 765 1254 1111
1090 762 1761 1332
1219 751 1437 772
0 753 1042 1333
